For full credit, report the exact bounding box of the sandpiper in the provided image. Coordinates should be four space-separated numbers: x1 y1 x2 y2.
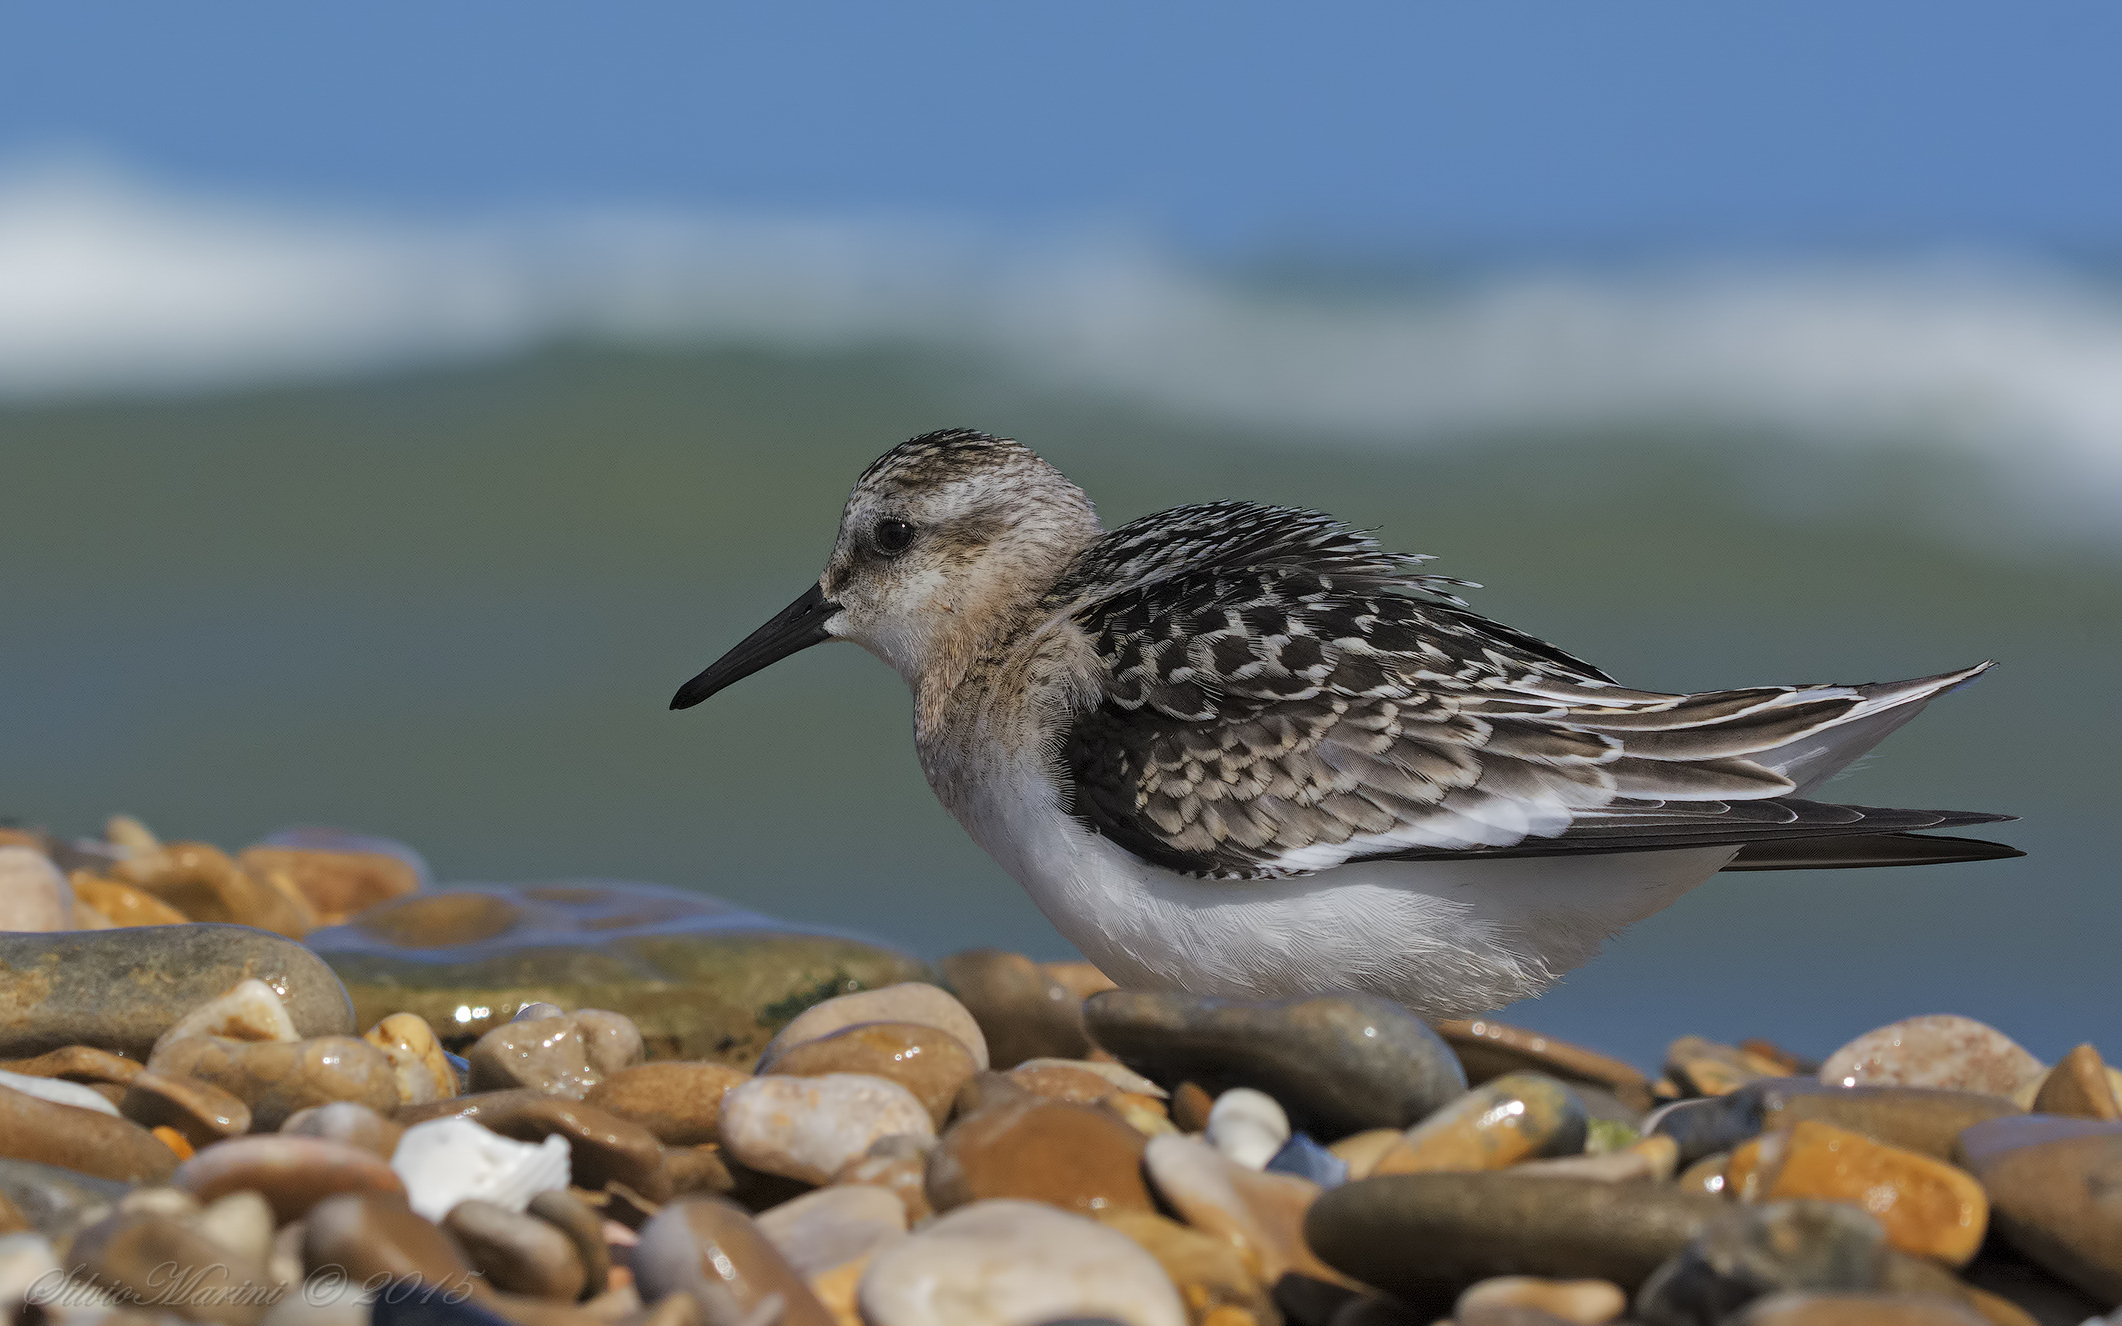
673 430 2017 1019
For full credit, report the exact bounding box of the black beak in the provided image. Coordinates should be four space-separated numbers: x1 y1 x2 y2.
670 583 840 710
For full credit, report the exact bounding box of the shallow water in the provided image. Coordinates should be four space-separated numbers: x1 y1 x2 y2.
2 344 2112 1071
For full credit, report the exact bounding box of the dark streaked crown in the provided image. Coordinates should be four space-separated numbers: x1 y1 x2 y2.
856 429 1046 493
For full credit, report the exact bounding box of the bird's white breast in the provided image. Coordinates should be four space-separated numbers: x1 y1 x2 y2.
940 739 1737 1021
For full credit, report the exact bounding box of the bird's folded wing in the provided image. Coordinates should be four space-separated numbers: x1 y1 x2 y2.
1052 502 2001 881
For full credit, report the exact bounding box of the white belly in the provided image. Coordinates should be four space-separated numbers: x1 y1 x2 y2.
949 755 1734 1022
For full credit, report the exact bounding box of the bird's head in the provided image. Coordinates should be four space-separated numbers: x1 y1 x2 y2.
671 429 1101 709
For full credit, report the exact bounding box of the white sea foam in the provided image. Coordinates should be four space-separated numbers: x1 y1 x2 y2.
4 163 2121 512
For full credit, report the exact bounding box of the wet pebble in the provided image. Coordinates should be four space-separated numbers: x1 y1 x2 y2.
760 1021 978 1128
937 950 1092 1068
154 977 301 1052
0 1044 144 1088
632 1195 834 1326
120 1069 253 1149
466 1009 644 1100
1434 1019 1655 1114
149 1034 400 1129
1729 1121 1987 1265
364 1013 459 1105
1376 1073 1588 1175
763 982 989 1071
857 1199 1185 1326
0 925 354 1060
718 1073 932 1187
1305 1173 1728 1295
173 1133 405 1221
1084 990 1466 1139
446 1199 589 1301
1759 1085 2021 1161
1818 1016 2045 1096
581 1062 750 1145
927 1096 1151 1215
0 1081 178 1183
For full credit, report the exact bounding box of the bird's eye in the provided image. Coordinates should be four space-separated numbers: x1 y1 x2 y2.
874 518 916 556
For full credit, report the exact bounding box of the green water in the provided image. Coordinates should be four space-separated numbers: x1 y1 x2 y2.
2 344 2113 1069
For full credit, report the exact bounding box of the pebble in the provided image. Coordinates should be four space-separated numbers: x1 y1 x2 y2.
116 839 317 936
1635 1199 1894 1326
1457 1276 1627 1325
400 1090 669 1200
0 1066 121 1116
0 1157 130 1245
446 1199 589 1301
1015 1057 1164 1097
857 1199 1186 1326
1143 1133 1347 1285
527 1190 610 1301
0 1044 144 1088
1374 1073 1588 1175
120 1069 253 1148
391 1117 572 1221
196 1188 276 1267
1818 1016 2046 1096
1512 1135 1679 1184
1665 1036 1778 1098
632 1195 835 1326
1327 1129 1405 1181
1733 1121 1988 1265
365 1013 460 1104
832 1137 935 1225
718 1073 934 1186
281 1100 406 1158
0 1081 178 1182
1098 1208 1275 1326
937 949 1092 1068
756 1183 907 1275
760 1021 978 1128
2028 1043 2122 1120
1650 1078 1829 1168
305 1190 483 1292
1306 1174 1728 1295
1009 1060 1133 1105
307 882 931 1063
237 844 422 925
927 1097 1151 1215
1083 990 1466 1139
154 977 302 1053
1759 1085 2022 1161
1953 1116 2122 1305
1267 1133 1351 1187
70 872 191 927
579 1062 750 1146
70 1207 273 1326
1727 1293 1991 1326
763 982 989 1071
467 1009 645 1099
1206 1088 1291 1171
0 847 72 932
0 924 354 1059
1435 1019 1656 1114
149 1034 400 1129
173 1133 407 1221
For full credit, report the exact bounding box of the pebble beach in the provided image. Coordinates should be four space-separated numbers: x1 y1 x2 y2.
0 818 2116 1326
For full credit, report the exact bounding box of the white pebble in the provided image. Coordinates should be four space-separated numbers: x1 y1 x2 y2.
720 1073 935 1185
0 1068 120 1117
858 1199 1185 1326
154 977 299 1054
1205 1087 1289 1169
389 1116 569 1221
0 848 72 934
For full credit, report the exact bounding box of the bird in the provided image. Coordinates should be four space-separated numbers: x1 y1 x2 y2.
671 429 2018 1021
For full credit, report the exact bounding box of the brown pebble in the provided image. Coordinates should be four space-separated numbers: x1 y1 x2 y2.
115 841 310 938
926 1096 1151 1216
306 1190 483 1295
633 1196 834 1326
2031 1044 2122 1121
364 1013 460 1103
1172 1080 1216 1133
447 1199 589 1301
662 1145 736 1196
1730 1292 1990 1325
584 1062 751 1145
69 873 193 927
0 1044 146 1087
529 1189 612 1300
0 1080 177 1182
832 1144 933 1226
1435 1019 1655 1113
1760 1084 2023 1161
1457 1276 1627 1324
149 1034 399 1129
120 1070 252 1149
1097 1208 1274 1326
71 1209 272 1326
1008 1060 1122 1105
281 1100 407 1159
400 1088 671 1201
467 1009 644 1100
1143 1133 1352 1288
1042 961 1119 1001
172 1133 406 1222
950 1070 1029 1120
762 1022 977 1129
237 845 421 923
937 949 1092 1068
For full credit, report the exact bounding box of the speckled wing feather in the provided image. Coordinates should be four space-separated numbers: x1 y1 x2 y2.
1053 503 1904 880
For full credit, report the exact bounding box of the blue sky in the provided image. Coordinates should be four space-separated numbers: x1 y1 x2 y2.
3 3 2118 253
